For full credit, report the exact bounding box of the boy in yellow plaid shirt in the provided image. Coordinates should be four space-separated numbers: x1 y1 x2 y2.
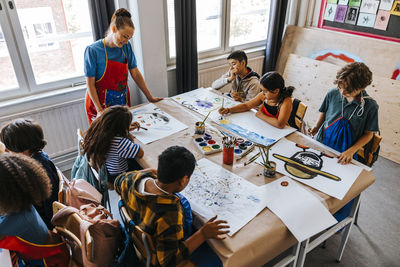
115 146 229 266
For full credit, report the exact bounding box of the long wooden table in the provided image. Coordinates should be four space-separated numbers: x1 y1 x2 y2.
133 98 375 267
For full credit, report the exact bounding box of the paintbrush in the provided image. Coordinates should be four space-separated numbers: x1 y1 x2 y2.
200 111 212 126
236 145 255 160
138 126 148 131
244 152 260 166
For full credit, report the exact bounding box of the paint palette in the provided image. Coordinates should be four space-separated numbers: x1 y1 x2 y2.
234 138 254 159
193 133 222 155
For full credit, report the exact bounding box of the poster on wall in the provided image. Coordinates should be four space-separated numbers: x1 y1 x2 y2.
349 0 362 7
345 6 360 24
261 138 363 200
360 0 380 14
334 5 349 22
324 4 338 21
390 0 400 15
374 10 391 30
357 13 377 27
379 0 395 11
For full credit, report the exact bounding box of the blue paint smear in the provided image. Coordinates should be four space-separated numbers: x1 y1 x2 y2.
247 195 260 203
219 122 276 147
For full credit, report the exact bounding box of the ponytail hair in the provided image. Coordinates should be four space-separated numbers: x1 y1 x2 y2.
260 71 295 103
105 8 134 37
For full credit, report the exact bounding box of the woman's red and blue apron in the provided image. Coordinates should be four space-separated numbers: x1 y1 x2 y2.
85 40 131 123
323 96 364 222
260 101 279 118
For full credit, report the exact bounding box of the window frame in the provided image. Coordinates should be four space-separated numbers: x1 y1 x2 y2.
0 0 93 101
165 0 269 66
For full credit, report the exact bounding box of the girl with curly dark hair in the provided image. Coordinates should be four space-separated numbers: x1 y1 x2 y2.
0 119 59 229
0 153 51 244
81 105 144 182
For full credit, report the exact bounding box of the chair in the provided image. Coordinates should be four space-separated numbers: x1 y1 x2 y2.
357 132 382 167
118 199 157 267
288 98 307 130
57 167 68 204
72 129 111 210
52 202 93 265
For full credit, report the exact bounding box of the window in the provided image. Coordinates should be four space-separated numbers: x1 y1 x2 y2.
166 0 270 62
0 0 94 100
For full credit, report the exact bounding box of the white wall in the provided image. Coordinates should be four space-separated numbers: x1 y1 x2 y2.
125 0 169 105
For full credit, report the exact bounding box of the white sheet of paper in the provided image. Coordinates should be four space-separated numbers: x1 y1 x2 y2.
216 110 296 146
262 138 362 200
130 103 187 144
172 87 239 120
259 177 337 242
181 158 268 236
0 249 12 267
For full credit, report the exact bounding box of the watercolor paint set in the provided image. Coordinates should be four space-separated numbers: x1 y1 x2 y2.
193 133 222 155
234 138 254 159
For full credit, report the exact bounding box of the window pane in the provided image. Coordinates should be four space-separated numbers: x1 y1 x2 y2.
166 0 222 58
0 25 19 91
196 0 222 52
229 0 270 47
166 0 176 58
15 0 93 85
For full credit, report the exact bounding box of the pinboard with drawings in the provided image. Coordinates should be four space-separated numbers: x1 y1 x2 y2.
320 0 400 42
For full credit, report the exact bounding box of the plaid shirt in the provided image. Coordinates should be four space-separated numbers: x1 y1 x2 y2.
115 171 195 267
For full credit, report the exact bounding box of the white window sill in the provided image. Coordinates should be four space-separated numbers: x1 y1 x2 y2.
0 85 87 118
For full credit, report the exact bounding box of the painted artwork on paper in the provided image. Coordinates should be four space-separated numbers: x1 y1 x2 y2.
345 6 360 24
172 88 238 120
338 0 349 4
263 138 362 200
349 0 362 7
324 4 338 21
130 103 187 144
357 13 377 27
181 158 268 235
311 49 363 65
360 0 380 14
216 111 296 147
390 0 400 15
334 5 348 22
374 10 391 30
379 0 394 11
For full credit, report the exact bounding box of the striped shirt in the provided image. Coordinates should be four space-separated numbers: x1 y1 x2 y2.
105 136 141 175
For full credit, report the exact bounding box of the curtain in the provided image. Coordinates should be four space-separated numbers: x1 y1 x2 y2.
174 0 198 94
88 0 116 41
263 0 289 73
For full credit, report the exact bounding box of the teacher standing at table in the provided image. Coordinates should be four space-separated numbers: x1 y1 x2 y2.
84 8 162 123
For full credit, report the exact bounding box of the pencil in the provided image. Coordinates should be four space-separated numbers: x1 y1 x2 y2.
139 126 148 131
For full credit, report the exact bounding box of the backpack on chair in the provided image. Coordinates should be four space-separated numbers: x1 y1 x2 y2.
288 98 307 130
357 132 382 167
52 202 122 267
